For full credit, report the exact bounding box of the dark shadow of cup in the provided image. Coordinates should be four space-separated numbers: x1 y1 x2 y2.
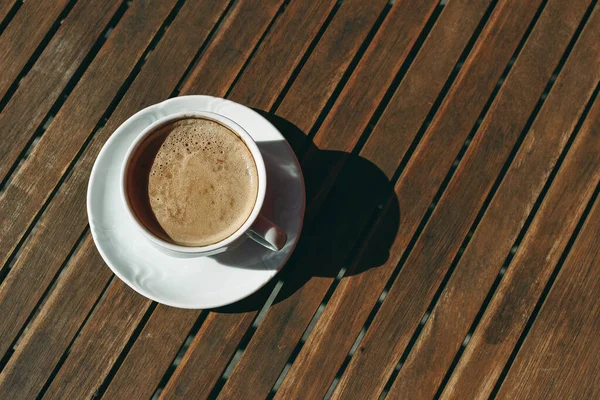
214 111 400 313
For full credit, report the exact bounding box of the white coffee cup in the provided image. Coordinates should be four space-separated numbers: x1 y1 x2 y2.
120 111 287 257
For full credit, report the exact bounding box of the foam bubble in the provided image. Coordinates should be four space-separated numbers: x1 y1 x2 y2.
147 118 258 247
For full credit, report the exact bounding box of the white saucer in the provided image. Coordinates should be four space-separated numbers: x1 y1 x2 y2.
87 96 305 309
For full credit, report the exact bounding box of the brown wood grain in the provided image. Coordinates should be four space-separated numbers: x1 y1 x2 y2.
177 0 289 97
225 0 339 111
275 0 389 136
0 0 122 181
0 0 594 398
18 0 536 396
163 1 440 398
145 0 397 395
332 0 593 397
0 236 113 399
159 312 256 399
299 0 437 218
102 0 352 396
103 0 392 395
228 0 493 398
0 1 18 28
0 0 269 395
226 0 541 397
42 279 148 399
389 6 600 398
102 305 199 400
156 0 412 396
0 0 311 277
0 0 231 394
0 0 346 396
0 0 225 373
441 60 600 400
0 0 178 269
497 185 600 399
0 0 70 99
0 2 388 395
359 0 491 179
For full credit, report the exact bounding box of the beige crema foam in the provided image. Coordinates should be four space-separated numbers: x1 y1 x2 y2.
148 118 258 246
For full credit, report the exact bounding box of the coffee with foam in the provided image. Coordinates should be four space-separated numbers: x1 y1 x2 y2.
125 117 258 246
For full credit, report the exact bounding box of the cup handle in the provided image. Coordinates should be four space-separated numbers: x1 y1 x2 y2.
247 214 287 251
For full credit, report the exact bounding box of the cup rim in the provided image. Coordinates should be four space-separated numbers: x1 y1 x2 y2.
120 110 267 253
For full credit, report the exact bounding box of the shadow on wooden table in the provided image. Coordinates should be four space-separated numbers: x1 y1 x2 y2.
215 111 400 313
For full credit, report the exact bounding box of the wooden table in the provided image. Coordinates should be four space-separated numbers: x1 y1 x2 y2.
0 0 599 398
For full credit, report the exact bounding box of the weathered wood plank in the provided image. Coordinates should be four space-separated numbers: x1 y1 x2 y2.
441 57 600 400
102 306 199 399
175 0 292 97
0 0 221 368
0 8 388 396
101 0 362 395
0 236 113 399
359 0 491 179
274 0 388 137
0 0 70 99
389 7 600 398
4 1 594 399
497 183 600 399
0 0 232 392
329 0 591 397
161 1 441 398
0 1 18 30
21 0 287 392
299 0 437 218
0 0 178 269
0 0 123 181
304 0 596 396
221 0 544 397
225 0 339 111
42 279 148 399
145 0 412 397
0 0 347 396
227 0 495 398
